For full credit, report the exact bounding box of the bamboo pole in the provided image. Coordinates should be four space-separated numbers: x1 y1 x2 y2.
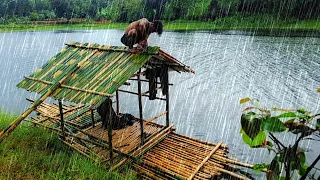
116 90 119 114
90 107 95 128
137 68 144 146
188 142 222 180
129 78 173 86
117 89 166 101
108 114 113 164
211 155 270 173
65 43 158 55
0 48 98 144
144 111 167 125
165 66 170 127
214 166 250 180
24 76 113 97
58 100 66 140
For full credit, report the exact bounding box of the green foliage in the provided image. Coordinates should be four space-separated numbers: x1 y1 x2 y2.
0 0 319 23
239 98 320 179
253 163 269 172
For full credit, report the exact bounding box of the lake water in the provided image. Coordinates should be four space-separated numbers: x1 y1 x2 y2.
0 29 319 178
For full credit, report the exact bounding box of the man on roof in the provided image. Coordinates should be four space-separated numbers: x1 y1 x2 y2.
121 18 163 52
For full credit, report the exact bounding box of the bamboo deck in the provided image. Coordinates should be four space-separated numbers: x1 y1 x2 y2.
28 100 253 180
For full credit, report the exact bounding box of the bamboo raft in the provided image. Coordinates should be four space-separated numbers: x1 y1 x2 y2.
28 100 253 180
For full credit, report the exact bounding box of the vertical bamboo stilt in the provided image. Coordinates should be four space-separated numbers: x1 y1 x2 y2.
90 107 95 128
116 90 120 115
165 67 170 127
108 116 113 164
137 68 144 145
58 100 66 140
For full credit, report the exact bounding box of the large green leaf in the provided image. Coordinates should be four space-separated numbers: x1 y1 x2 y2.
298 165 309 176
253 163 269 172
241 129 266 147
277 112 297 118
241 112 262 139
261 117 287 132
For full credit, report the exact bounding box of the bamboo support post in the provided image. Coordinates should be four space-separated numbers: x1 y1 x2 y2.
137 68 144 145
116 90 119 114
58 100 66 140
188 142 222 180
90 107 95 128
165 66 170 127
0 48 98 143
108 115 113 165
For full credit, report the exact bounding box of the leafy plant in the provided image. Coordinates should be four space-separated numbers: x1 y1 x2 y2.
239 98 320 180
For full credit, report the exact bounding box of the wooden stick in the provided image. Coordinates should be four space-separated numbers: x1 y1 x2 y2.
108 114 113 164
0 48 98 143
58 100 66 140
129 78 173 86
116 90 120 114
137 68 144 146
188 142 222 180
90 107 95 128
24 76 113 97
172 133 229 149
214 166 250 180
212 155 269 173
65 43 158 55
145 111 167 125
165 66 170 127
117 89 166 101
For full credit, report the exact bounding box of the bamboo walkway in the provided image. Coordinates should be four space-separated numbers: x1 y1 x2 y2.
27 100 253 180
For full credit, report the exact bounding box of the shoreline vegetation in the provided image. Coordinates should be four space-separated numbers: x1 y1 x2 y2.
0 110 133 179
0 15 319 36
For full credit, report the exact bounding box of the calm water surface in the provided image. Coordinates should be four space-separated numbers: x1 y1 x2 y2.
0 29 319 178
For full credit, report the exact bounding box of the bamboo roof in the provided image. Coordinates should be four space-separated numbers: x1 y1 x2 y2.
17 42 194 105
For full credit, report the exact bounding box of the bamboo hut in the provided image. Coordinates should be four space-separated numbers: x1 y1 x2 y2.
0 42 260 179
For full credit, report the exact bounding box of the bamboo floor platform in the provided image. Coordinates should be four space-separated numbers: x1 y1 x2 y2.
27 100 253 180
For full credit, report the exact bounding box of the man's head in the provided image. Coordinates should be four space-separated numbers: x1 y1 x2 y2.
151 20 163 36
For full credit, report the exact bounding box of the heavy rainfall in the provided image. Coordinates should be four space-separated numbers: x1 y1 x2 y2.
0 0 319 179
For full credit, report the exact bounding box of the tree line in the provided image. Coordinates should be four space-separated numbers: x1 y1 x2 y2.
0 0 319 23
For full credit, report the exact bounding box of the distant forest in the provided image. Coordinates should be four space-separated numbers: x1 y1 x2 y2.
0 0 319 23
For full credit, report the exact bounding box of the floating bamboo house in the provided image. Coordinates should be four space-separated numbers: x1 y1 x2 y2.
0 42 259 179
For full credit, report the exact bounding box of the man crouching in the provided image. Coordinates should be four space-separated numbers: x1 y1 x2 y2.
121 18 163 51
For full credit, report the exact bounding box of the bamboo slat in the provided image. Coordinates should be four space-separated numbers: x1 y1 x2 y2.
188 142 222 180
